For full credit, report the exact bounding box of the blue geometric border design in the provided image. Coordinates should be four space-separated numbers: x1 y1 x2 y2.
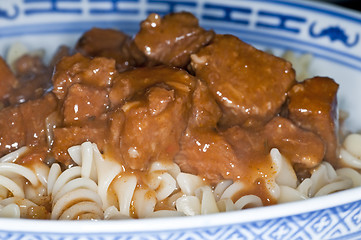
250 0 361 24
1 199 361 240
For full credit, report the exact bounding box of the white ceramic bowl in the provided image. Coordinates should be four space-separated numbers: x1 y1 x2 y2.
1 0 361 239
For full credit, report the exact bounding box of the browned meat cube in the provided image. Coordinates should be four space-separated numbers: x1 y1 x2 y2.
0 93 57 157
263 117 325 169
174 79 234 185
174 128 241 185
118 85 190 170
176 115 325 185
221 125 265 161
188 79 222 129
108 84 189 169
62 83 109 126
109 66 195 108
147 86 175 115
52 53 116 100
222 116 325 175
19 93 58 147
108 108 125 148
14 54 46 75
191 34 295 129
287 76 339 165
75 28 146 72
108 67 196 170
134 12 214 67
9 55 52 105
0 57 18 103
52 124 108 166
0 106 25 156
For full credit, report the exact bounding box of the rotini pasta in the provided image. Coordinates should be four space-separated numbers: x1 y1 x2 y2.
0 131 360 220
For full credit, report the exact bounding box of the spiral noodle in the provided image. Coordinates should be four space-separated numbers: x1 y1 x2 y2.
107 161 181 219
49 142 103 220
173 173 264 216
0 152 49 218
340 133 361 168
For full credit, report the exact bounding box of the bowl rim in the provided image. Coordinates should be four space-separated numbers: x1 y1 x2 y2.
1 186 361 233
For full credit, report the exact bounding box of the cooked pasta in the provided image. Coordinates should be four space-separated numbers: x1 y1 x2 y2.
340 134 361 168
0 133 360 219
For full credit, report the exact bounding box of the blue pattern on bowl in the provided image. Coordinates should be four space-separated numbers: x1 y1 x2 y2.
1 198 361 239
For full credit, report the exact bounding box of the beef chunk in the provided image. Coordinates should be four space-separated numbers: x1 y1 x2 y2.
19 93 58 148
222 116 325 170
8 55 52 105
175 115 325 185
14 54 46 75
109 67 195 170
188 79 222 129
108 108 125 148
191 34 295 129
175 128 241 185
147 86 175 115
0 57 18 103
120 86 185 170
121 86 191 170
0 106 25 156
134 12 214 67
52 53 116 100
287 76 339 165
63 83 109 126
109 66 195 107
174 80 239 185
75 28 146 72
52 124 108 166
0 94 57 157
263 117 325 169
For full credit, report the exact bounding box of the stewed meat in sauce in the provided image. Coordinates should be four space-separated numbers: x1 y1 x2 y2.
287 77 339 166
52 53 116 101
0 93 57 156
109 66 195 170
221 116 325 171
134 12 214 68
0 12 340 206
62 83 110 126
191 34 296 129
1 54 54 109
75 28 146 72
174 79 238 184
0 57 18 104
